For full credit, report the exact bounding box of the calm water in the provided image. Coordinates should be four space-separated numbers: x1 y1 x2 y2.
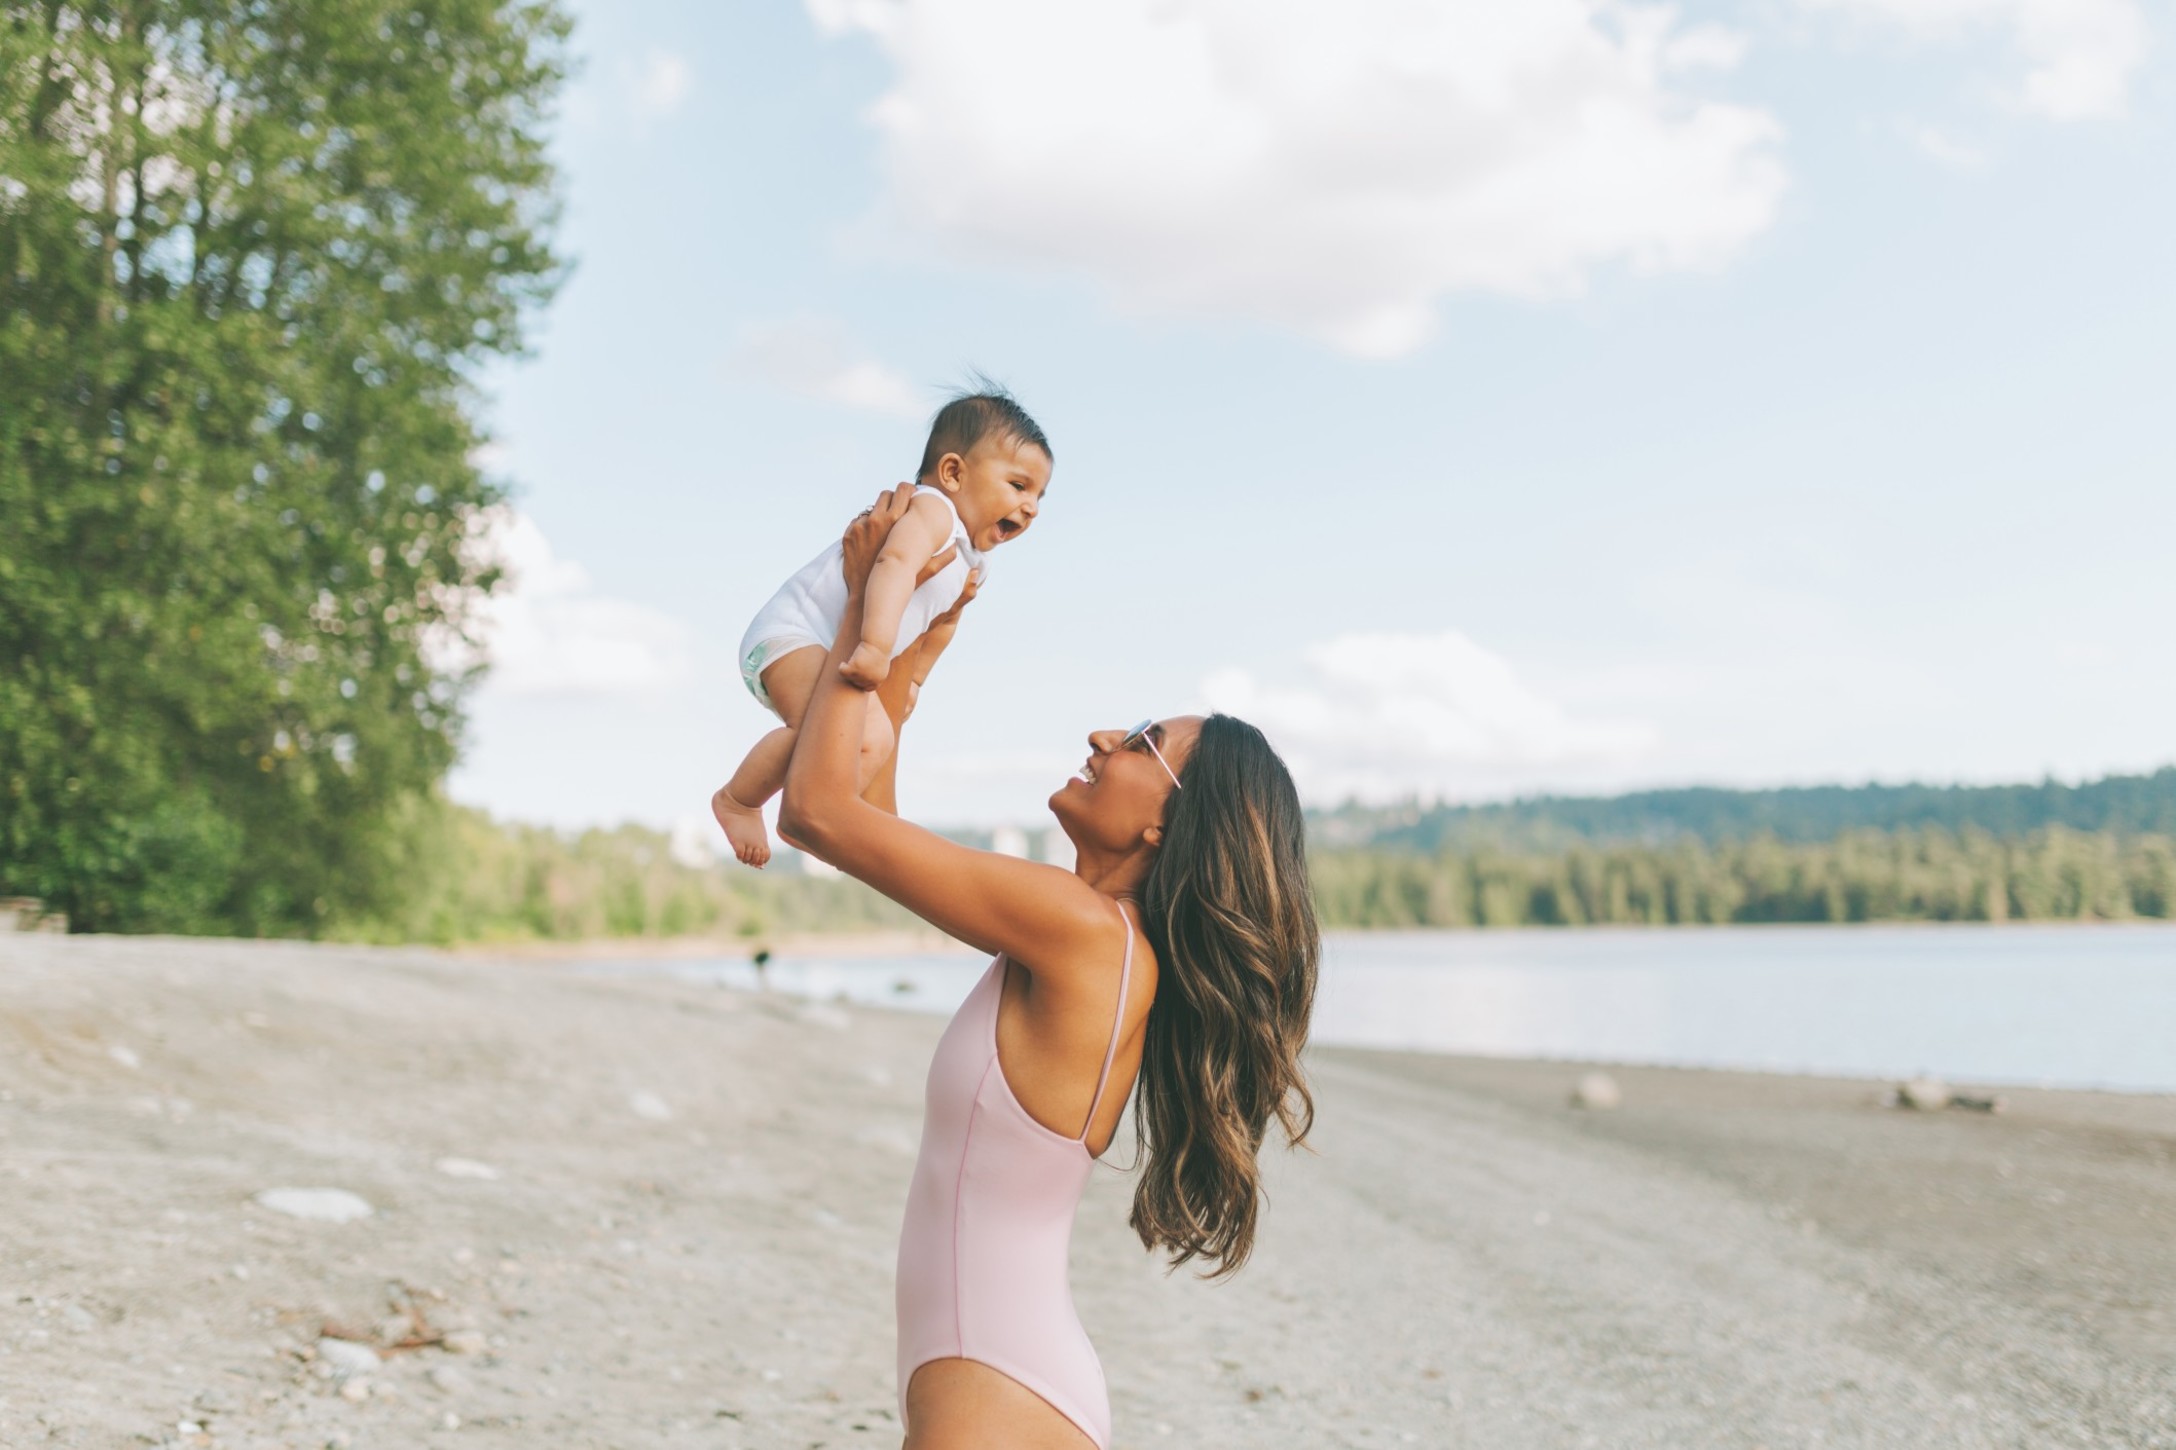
596 924 2176 1093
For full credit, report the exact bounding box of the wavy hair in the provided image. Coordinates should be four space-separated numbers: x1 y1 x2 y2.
1129 714 1318 1278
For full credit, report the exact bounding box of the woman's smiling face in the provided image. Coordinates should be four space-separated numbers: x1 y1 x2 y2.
1050 717 1203 853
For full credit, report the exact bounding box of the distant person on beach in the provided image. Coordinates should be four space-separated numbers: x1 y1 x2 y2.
712 390 1054 868
780 488 1319 1449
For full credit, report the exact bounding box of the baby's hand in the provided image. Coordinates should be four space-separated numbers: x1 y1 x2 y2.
839 641 890 690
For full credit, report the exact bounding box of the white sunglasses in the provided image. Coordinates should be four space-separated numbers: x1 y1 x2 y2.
1119 719 1183 790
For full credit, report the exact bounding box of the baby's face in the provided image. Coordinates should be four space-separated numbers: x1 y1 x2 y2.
945 435 1052 552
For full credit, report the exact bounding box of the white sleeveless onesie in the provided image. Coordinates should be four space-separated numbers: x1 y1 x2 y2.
738 486 984 712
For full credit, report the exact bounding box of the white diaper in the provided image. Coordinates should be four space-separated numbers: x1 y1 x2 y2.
738 632 824 715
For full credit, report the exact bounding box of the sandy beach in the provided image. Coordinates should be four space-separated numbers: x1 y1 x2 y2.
2 934 2171 1449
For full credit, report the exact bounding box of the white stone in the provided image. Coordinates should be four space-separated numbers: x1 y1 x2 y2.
254 1187 373 1223
441 1329 489 1356
434 1157 502 1181
338 1376 372 1403
1901 1076 1954 1111
629 1091 673 1122
1570 1072 1622 1110
107 1043 141 1070
315 1338 381 1377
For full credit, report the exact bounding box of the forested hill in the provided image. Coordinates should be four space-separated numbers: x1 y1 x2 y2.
1308 766 2176 853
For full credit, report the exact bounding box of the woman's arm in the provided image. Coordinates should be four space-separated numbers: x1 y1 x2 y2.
905 567 979 692
781 490 1110 964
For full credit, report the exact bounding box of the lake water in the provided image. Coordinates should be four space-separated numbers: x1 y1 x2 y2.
595 924 2176 1094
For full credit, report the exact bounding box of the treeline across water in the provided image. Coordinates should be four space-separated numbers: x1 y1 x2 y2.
1310 827 2176 928
1310 767 2176 852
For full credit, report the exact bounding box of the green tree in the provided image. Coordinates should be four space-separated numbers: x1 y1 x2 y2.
0 1 568 932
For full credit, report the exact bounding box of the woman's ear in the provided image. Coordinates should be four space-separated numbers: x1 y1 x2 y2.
1142 823 1164 851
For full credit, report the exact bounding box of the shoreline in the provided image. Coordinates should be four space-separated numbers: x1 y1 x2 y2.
447 916 2176 955
445 926 975 963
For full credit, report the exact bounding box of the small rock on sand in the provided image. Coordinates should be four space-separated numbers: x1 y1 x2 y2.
254 1187 374 1223
441 1329 489 1356
1899 1077 1953 1111
435 1156 503 1180
315 1338 381 1378
1570 1072 1622 1110
629 1091 674 1122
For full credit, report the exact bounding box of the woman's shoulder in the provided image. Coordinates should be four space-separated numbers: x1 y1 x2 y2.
1009 888 1146 991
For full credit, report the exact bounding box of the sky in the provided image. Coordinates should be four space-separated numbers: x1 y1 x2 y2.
448 0 2176 843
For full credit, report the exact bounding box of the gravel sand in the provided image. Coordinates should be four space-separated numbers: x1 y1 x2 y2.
2 934 2171 1448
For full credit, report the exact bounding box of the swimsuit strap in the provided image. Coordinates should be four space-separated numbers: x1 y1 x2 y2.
1078 901 1136 1142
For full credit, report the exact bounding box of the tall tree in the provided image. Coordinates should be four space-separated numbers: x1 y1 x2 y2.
0 2 568 932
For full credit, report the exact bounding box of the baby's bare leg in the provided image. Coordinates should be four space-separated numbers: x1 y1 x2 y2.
712 646 827 869
712 728 792 868
838 553 918 689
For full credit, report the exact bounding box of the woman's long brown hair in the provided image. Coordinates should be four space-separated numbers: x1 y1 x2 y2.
1130 714 1318 1277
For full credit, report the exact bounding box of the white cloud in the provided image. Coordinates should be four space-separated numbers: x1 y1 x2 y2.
451 508 693 697
1802 0 2149 121
1902 120 1990 168
1204 631 1658 802
808 0 1787 357
629 48 692 118
729 318 926 417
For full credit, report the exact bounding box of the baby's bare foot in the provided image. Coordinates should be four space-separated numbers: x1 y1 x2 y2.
711 785 771 869
839 642 890 690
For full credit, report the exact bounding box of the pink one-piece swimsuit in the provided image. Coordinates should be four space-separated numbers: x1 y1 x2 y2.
895 902 1137 1448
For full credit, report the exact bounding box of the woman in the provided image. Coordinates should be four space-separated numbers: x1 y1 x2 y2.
781 487 1320 1449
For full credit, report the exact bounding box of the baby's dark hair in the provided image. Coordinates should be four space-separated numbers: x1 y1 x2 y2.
915 385 1052 482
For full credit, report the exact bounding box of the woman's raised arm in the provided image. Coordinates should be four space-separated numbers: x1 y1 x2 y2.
779 490 1112 967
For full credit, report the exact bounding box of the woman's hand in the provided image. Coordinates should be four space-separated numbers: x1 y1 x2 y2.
908 567 980 688
841 485 956 593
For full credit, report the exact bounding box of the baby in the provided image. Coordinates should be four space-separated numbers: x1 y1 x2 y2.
711 390 1053 867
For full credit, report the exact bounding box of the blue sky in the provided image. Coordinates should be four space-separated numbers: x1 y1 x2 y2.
449 0 2176 840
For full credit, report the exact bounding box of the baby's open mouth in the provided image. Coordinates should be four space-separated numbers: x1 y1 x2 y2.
995 518 1023 540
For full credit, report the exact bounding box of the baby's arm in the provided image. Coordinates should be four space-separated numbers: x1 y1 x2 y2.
839 493 953 689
